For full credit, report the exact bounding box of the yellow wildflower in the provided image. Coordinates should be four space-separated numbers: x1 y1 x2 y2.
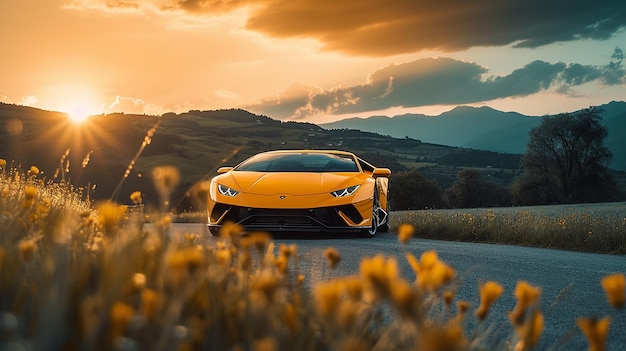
420 250 439 269
336 298 360 330
456 301 471 322
141 289 160 321
130 191 142 204
314 280 343 317
360 255 399 298
110 302 135 340
274 254 288 273
19 239 37 261
250 268 282 300
390 279 420 317
242 231 272 253
475 281 504 320
283 302 299 332
342 276 363 301
238 250 252 271
190 180 211 212
512 309 544 351
24 186 38 200
216 247 232 267
406 250 456 292
419 323 468 351
22 185 38 209
96 201 127 235
279 243 297 258
132 273 146 290
335 336 369 351
443 290 455 308
398 223 414 244
510 281 542 325
157 215 171 228
152 165 180 209
577 317 611 351
183 233 199 245
324 247 342 269
601 273 625 308
405 252 420 274
252 337 277 351
169 247 205 273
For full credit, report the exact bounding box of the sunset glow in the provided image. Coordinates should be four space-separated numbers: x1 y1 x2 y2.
0 0 624 122
65 105 91 123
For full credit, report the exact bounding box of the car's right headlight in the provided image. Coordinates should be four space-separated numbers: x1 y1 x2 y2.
218 184 240 197
330 185 360 197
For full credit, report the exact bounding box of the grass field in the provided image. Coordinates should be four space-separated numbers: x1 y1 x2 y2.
390 202 626 255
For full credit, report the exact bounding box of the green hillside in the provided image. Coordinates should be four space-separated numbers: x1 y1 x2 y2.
0 103 546 211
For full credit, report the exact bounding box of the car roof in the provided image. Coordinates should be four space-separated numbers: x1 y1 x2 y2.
261 149 356 156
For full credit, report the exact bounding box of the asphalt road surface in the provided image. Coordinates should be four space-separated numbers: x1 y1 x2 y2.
171 224 626 350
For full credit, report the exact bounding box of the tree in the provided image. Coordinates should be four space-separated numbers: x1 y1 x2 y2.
389 170 445 210
511 107 619 205
444 169 510 208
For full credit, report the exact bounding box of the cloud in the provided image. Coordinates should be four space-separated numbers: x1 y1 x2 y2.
70 0 626 56
215 88 240 100
243 0 626 56
245 49 626 119
160 0 252 13
21 96 38 107
62 0 143 14
101 95 166 115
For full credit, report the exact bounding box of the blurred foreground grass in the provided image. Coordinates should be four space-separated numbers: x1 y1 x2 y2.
1 160 624 351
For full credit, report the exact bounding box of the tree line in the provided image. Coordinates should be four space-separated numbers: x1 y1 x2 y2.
389 107 625 210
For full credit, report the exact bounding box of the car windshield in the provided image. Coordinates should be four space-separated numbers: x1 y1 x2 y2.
235 152 360 172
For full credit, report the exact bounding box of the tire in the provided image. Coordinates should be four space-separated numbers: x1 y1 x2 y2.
362 187 382 237
207 225 219 236
379 190 389 232
379 208 389 232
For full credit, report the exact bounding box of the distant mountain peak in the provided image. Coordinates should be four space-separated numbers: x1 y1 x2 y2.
321 101 626 171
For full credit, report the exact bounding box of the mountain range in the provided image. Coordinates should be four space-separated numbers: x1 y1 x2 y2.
321 101 626 171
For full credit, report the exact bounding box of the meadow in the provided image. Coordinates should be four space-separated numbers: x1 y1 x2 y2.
1 160 624 351
390 202 626 255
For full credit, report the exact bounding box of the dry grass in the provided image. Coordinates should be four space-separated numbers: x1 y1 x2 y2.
390 204 626 255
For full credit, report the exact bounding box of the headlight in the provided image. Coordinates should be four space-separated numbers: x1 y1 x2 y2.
330 185 360 197
218 184 239 197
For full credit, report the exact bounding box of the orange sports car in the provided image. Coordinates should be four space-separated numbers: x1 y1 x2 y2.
207 150 391 236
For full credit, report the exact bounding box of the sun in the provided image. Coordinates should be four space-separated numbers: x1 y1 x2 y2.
65 104 92 123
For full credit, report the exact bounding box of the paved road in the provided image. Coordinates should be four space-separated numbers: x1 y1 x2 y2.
171 224 626 350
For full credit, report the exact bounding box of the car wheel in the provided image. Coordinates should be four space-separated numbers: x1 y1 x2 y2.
207 225 219 236
362 187 382 237
379 188 389 232
379 205 389 232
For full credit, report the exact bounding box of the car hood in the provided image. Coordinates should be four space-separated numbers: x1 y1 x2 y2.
229 171 362 195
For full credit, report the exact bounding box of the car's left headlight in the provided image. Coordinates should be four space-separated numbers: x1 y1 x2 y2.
218 184 240 197
330 185 360 197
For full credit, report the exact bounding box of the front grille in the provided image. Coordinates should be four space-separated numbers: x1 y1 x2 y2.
211 204 364 229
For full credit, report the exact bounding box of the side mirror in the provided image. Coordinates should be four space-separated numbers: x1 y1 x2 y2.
372 168 391 178
217 167 233 174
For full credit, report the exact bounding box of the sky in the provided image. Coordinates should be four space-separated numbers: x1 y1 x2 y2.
1 0 625 124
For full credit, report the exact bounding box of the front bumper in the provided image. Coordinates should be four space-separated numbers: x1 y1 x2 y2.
208 203 371 234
